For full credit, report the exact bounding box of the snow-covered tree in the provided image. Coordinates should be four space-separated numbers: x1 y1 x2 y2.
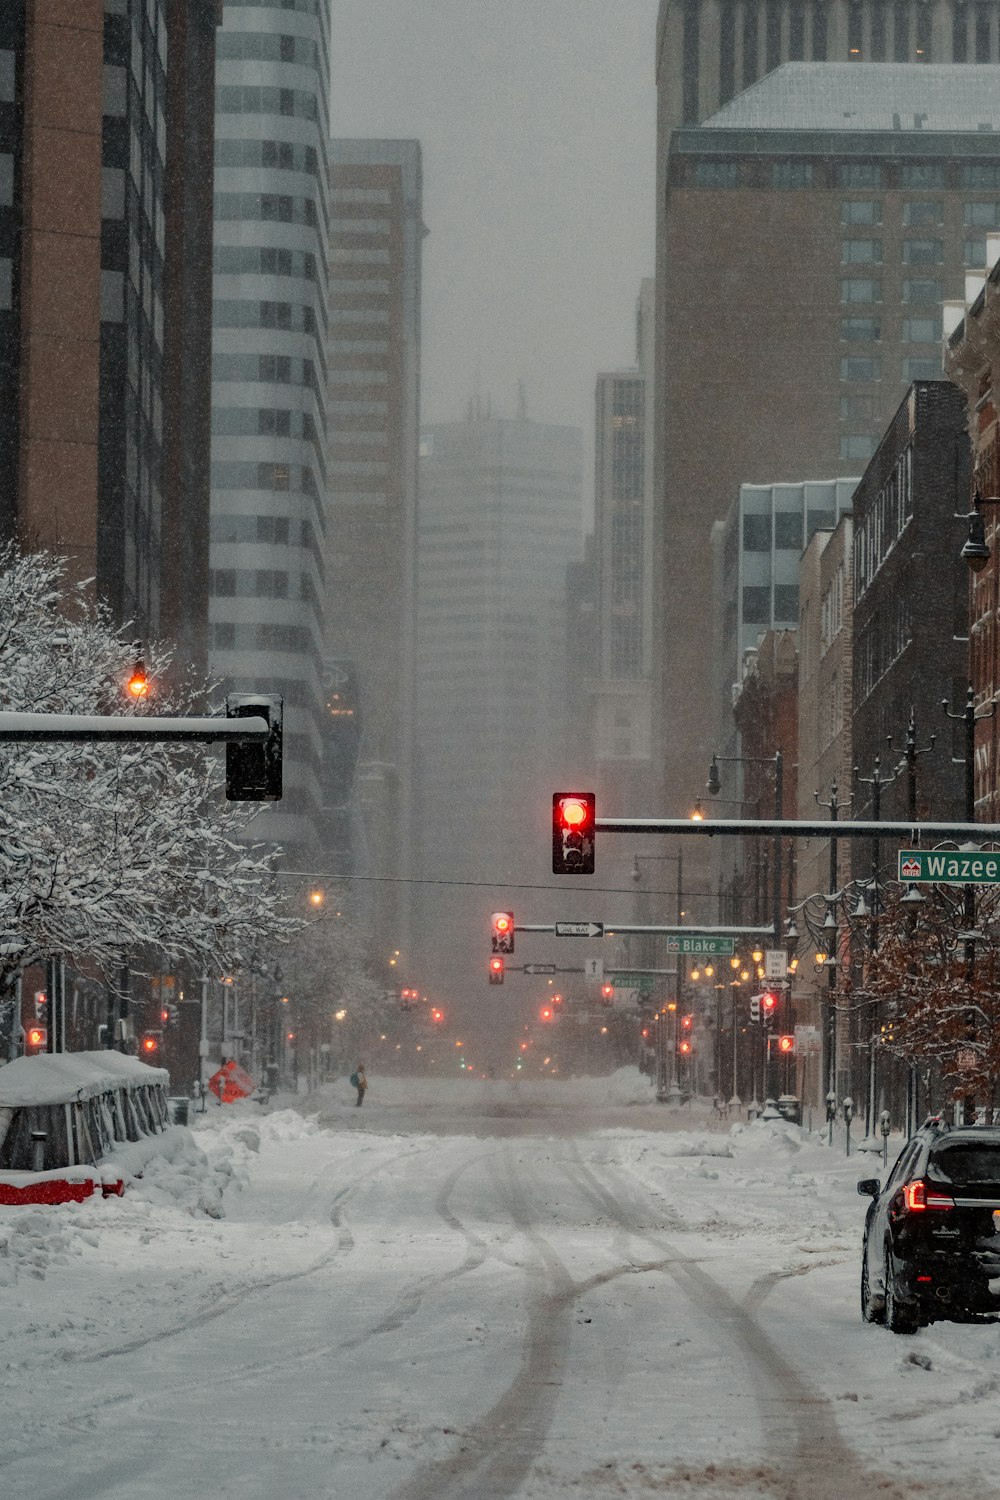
0 547 300 1001
276 901 395 1059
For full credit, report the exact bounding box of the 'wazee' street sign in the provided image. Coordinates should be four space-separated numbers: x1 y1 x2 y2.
664 934 735 956
898 849 1000 885
554 921 604 938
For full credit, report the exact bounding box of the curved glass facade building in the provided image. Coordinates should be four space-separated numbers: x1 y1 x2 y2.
210 0 331 853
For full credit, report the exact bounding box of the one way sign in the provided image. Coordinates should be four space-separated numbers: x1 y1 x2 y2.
554 921 604 938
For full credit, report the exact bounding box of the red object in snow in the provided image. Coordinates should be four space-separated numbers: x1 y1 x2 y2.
207 1059 255 1103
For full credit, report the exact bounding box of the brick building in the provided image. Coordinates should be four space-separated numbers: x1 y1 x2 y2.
655 62 1000 810
850 380 970 840
945 240 1000 818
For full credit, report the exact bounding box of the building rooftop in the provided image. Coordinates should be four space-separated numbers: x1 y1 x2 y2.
702 63 1000 134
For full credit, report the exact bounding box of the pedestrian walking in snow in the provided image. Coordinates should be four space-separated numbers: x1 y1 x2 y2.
350 1064 368 1107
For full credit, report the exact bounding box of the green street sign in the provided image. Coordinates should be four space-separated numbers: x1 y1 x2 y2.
609 972 655 992
898 849 1000 885
664 935 736 956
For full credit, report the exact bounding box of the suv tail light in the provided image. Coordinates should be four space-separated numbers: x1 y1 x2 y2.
903 1179 956 1212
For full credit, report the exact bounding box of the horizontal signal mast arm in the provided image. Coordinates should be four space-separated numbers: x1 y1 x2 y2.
0 711 269 744
594 817 1000 842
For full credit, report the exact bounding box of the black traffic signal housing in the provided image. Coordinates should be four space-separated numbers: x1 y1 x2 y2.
25 1024 47 1052
776 1033 795 1056
226 693 283 801
140 1030 162 1057
491 912 515 954
552 792 596 875
600 983 615 1007
488 956 504 986
750 994 761 1023
677 1038 693 1057
760 991 779 1028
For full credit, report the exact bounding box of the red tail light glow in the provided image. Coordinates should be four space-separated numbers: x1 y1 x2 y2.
903 1179 955 1212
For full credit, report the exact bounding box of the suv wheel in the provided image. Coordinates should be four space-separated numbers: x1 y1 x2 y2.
861 1242 884 1324
884 1248 919 1335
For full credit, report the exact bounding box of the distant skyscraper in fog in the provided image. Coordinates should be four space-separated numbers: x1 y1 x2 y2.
326 138 424 958
590 280 656 816
414 416 583 986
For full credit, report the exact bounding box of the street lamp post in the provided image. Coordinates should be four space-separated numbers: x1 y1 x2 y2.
853 754 899 1139
632 849 683 1102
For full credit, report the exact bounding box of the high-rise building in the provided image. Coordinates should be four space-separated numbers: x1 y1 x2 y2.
414 416 583 1000
210 0 331 855
655 0 1000 137
325 139 424 955
2 1 214 644
655 63 1000 806
590 280 657 817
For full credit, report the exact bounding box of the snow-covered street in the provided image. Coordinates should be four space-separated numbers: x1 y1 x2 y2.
3 1073 1000 1500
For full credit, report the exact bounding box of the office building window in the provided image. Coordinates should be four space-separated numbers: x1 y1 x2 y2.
964 237 988 265
961 164 1000 189
841 393 874 422
694 161 740 187
872 0 887 58
743 585 770 625
902 316 941 342
0 257 10 311
902 357 941 380
902 238 943 264
841 200 882 224
773 584 799 621
772 160 813 189
789 1 805 58
964 202 1000 228
903 200 943 226
743 1 759 84
893 0 910 59
812 0 827 58
840 434 876 460
849 1 863 56
902 278 942 303
976 4 992 62
953 3 968 61
841 356 881 380
842 239 883 263
916 4 931 58
774 511 804 549
841 316 881 341
838 162 881 188
901 163 946 189
841 277 882 302
743 514 772 550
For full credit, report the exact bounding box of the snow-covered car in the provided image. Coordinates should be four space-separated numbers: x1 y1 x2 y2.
0 1050 170 1205
858 1117 1000 1332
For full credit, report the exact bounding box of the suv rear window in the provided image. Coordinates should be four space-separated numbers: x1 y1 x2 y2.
928 1144 1000 1185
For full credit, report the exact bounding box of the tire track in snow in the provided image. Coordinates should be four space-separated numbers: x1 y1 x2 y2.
566 1146 917 1500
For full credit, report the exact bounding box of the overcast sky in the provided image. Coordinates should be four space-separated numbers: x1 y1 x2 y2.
329 1 659 473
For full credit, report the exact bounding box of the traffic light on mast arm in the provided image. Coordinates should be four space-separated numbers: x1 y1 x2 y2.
225 693 283 801
488 956 504 986
491 911 515 954
552 792 596 875
761 991 779 1027
600 983 615 1007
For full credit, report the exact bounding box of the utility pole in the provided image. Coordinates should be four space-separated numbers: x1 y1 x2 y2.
815 780 848 1118
853 754 898 1138
889 708 935 1134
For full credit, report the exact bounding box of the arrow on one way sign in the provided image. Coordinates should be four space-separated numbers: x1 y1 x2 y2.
554 921 604 938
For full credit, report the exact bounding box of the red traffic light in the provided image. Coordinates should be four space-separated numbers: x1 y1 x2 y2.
141 1031 160 1054
488 956 504 986
681 1013 693 1029
26 1025 47 1050
600 983 614 1006
677 1039 693 1055
539 1006 554 1022
491 911 515 954
777 1034 795 1054
552 792 596 875
430 1007 444 1024
761 991 779 1013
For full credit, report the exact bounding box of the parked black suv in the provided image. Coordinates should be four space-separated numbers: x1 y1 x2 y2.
859 1117 1000 1332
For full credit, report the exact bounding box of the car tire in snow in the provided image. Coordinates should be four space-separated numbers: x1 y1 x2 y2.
883 1247 919 1335
860 1241 884 1324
